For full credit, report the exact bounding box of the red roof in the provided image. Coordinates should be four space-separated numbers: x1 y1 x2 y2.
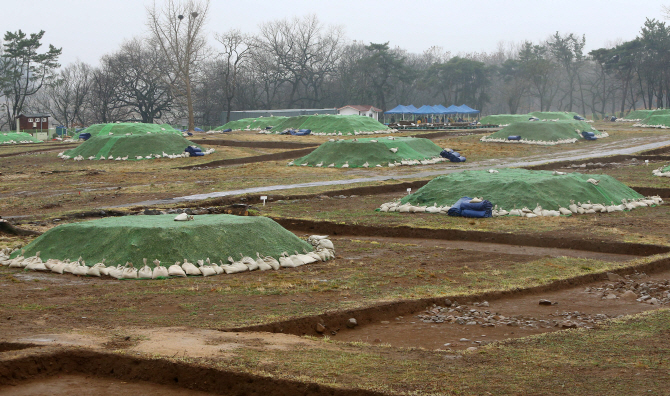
338 105 382 113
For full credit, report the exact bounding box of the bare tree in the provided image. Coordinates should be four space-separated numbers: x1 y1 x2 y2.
43 61 92 127
147 0 209 131
214 29 250 123
107 38 175 123
88 61 129 124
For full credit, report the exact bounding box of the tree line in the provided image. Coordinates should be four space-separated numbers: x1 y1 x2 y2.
1 0 669 131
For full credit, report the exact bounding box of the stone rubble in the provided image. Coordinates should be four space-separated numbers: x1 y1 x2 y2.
584 272 670 305
417 300 621 330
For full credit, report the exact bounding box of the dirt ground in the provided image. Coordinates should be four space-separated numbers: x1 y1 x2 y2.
2 122 670 394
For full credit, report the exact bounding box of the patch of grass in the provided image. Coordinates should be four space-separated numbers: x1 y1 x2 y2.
202 309 670 395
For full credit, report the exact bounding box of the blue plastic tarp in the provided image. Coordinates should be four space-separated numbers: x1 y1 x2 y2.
447 197 493 218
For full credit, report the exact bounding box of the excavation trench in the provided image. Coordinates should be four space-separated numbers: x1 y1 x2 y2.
275 218 670 256
0 347 382 396
227 256 670 351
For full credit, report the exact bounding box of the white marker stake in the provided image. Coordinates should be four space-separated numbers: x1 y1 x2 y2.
261 195 268 206
407 188 411 195
645 160 649 166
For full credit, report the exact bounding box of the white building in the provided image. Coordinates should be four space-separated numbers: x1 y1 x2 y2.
337 105 382 121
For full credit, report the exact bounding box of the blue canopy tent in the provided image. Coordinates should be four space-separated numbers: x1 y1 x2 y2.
384 105 415 122
413 105 444 124
384 105 410 114
456 104 480 114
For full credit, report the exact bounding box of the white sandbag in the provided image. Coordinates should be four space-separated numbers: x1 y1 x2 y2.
72 263 89 276
262 255 280 270
108 266 124 279
289 253 305 267
87 264 102 277
51 262 67 274
239 254 258 271
152 265 169 278
121 264 138 279
169 263 187 277
279 252 297 268
182 261 201 276
200 265 216 277
138 265 153 278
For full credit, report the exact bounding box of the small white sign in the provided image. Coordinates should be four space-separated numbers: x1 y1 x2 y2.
261 195 268 206
407 188 411 194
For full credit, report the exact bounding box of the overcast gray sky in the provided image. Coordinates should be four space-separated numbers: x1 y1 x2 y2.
5 0 669 66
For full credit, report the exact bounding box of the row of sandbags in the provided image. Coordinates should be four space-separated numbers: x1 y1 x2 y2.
259 130 399 136
378 196 663 218
652 167 670 177
0 236 336 280
58 148 216 161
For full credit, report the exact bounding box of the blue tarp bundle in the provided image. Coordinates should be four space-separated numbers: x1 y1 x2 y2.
508 135 521 141
573 115 585 121
222 128 232 132
185 146 204 157
440 150 466 162
78 133 92 141
447 197 493 218
582 131 597 141
290 129 311 136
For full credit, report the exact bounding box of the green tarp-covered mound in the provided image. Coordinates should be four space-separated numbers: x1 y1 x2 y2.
80 123 181 137
62 133 202 160
480 112 582 126
215 117 288 131
479 114 530 125
481 120 604 145
0 132 43 144
291 137 445 168
623 109 656 121
635 109 670 128
528 111 581 120
393 169 645 212
15 215 313 268
269 115 392 135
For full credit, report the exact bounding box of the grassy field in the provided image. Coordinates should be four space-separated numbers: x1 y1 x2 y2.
197 309 670 395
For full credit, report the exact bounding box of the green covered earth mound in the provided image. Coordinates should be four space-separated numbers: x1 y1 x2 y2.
398 169 643 211
481 112 581 125
80 123 182 137
63 133 202 160
481 120 603 145
268 115 391 135
216 117 288 131
0 132 43 144
16 214 313 268
291 137 445 168
634 109 670 128
623 109 656 120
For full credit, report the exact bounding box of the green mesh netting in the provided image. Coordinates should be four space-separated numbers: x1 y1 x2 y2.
528 111 581 120
400 169 643 210
638 109 670 127
270 115 390 135
63 134 200 160
216 117 289 131
483 120 600 142
0 132 43 144
625 109 656 120
480 112 582 125
81 123 181 137
292 137 443 168
479 114 530 125
14 214 313 268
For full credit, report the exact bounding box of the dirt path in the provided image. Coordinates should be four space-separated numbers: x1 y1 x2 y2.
342 236 639 262
0 375 214 396
333 269 670 350
117 137 670 207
